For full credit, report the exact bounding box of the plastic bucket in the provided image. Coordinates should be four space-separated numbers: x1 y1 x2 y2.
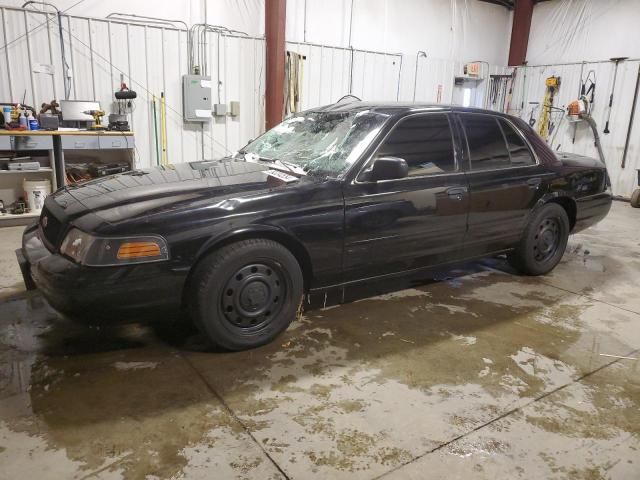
23 179 51 214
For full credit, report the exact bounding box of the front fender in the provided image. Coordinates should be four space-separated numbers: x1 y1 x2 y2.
192 224 314 289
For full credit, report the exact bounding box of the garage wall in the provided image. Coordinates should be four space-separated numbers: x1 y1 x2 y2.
0 1 514 171
0 6 403 169
511 0 640 198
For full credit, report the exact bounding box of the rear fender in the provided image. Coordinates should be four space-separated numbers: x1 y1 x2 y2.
529 193 577 231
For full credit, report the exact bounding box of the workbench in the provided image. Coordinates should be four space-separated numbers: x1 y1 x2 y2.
0 130 135 225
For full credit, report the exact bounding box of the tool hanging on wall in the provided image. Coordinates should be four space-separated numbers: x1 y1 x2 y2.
284 51 306 116
603 57 628 134
572 70 596 144
160 92 168 166
537 76 561 140
412 51 427 102
109 74 137 131
486 74 512 112
621 63 640 169
528 102 539 127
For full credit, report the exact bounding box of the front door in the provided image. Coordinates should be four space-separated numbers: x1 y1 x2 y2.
456 113 548 256
342 112 470 282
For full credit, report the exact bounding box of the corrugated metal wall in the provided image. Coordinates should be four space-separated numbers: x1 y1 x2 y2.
0 6 405 170
12 7 633 198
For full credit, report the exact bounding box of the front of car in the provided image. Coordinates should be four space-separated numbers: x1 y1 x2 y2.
16 105 391 320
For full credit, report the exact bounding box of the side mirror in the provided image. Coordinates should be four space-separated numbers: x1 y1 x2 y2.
369 156 408 181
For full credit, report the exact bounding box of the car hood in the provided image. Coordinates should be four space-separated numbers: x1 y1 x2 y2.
51 159 311 224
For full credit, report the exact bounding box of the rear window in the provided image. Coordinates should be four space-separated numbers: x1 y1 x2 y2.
460 114 510 170
499 119 535 166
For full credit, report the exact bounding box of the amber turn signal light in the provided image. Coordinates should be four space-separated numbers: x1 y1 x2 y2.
117 241 162 259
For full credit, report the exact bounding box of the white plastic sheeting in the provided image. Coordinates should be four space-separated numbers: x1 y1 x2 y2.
528 0 640 65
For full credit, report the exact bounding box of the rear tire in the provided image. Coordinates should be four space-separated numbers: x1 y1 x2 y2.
189 239 303 351
508 203 570 276
630 189 640 208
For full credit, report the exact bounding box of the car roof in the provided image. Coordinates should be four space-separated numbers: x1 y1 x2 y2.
306 100 513 119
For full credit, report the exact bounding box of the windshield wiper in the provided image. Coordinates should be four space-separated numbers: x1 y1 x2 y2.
245 153 306 176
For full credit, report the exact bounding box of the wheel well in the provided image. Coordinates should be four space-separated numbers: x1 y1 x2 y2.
181 231 314 309
547 197 577 231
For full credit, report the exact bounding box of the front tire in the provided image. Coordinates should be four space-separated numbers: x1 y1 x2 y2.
508 203 570 276
190 239 303 351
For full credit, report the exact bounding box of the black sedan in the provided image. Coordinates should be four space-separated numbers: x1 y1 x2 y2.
17 102 612 350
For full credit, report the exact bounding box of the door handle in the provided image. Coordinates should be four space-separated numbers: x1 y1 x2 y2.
446 187 467 200
527 178 542 188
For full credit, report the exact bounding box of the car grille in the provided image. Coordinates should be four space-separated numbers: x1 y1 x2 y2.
39 205 65 250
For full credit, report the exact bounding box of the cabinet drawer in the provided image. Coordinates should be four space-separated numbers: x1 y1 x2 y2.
0 136 10 150
13 135 53 150
61 135 99 150
99 136 134 149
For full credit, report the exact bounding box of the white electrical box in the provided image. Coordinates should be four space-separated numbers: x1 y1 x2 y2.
182 75 212 122
229 101 240 117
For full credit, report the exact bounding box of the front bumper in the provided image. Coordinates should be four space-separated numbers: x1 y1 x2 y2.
17 225 186 319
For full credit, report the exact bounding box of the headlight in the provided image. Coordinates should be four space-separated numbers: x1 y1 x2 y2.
60 228 169 266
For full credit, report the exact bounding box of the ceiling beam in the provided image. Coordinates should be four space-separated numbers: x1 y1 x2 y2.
508 0 534 66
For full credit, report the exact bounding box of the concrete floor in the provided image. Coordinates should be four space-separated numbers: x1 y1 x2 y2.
0 202 639 480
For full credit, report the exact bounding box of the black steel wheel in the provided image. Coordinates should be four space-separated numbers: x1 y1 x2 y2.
508 202 570 276
221 262 285 331
189 239 303 351
532 217 561 263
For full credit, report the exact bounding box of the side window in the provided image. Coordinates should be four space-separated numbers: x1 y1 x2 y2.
461 114 510 170
499 119 535 166
376 114 456 176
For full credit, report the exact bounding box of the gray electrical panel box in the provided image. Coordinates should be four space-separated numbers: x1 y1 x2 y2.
182 75 212 122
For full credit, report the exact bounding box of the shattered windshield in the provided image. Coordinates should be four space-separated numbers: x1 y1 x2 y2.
241 110 389 177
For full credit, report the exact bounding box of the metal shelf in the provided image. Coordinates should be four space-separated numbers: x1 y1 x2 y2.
0 211 40 220
0 168 53 174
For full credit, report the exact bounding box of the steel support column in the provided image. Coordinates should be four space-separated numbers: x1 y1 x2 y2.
508 0 534 66
265 0 286 129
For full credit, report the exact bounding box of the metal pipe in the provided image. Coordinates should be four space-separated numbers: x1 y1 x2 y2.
517 58 640 69
152 95 160 166
395 54 403 101
1 9 14 100
106 12 188 31
348 0 354 47
303 0 307 43
286 39 401 57
23 10 37 105
412 50 427 101
622 64 640 169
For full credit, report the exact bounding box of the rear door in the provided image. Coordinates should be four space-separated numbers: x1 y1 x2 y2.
342 112 469 282
456 113 547 256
